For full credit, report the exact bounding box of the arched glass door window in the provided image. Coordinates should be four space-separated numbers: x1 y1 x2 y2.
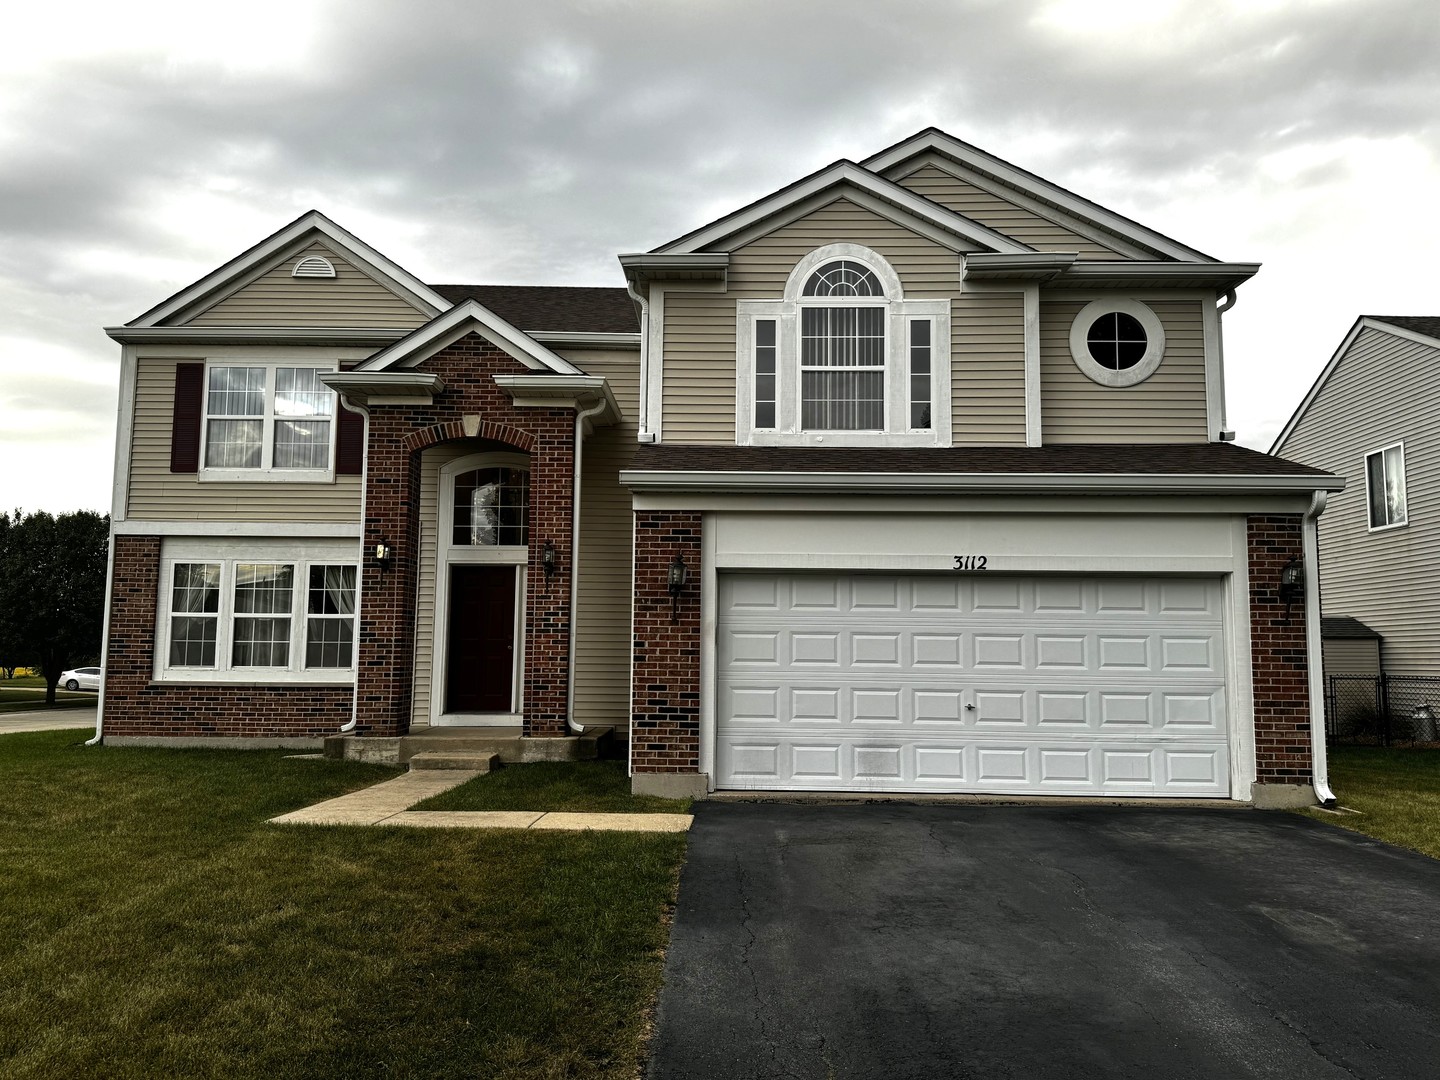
452 467 528 547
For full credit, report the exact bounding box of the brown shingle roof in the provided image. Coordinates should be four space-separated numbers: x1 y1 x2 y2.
430 284 637 334
629 442 1334 477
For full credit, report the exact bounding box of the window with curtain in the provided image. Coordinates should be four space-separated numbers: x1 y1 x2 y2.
306 565 356 668
169 563 220 666
203 363 336 474
1366 444 1407 529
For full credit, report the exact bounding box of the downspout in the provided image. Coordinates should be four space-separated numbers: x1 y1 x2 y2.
338 396 370 733
567 394 610 733
85 528 117 747
1303 488 1335 806
1216 289 1236 438
626 279 652 438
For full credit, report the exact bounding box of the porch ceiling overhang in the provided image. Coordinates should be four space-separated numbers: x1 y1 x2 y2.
493 374 621 431
319 370 444 406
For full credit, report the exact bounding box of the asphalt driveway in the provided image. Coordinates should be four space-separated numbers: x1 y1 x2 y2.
648 803 1440 1080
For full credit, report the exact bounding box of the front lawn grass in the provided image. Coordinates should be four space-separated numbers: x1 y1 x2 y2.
416 760 692 814
1299 745 1440 859
0 731 686 1079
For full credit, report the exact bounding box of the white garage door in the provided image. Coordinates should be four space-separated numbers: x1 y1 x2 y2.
716 573 1230 796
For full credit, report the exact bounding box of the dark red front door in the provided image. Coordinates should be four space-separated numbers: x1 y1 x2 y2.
446 566 516 712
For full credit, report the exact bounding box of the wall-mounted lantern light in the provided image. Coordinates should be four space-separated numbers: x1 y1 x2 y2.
668 553 688 622
1278 556 1304 622
542 541 557 586
374 540 392 569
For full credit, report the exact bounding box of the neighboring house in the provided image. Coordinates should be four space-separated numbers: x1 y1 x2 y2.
98 128 1342 806
1272 317 1440 678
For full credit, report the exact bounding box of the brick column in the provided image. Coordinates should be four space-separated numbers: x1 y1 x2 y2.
631 512 702 777
521 417 575 737
1247 515 1313 788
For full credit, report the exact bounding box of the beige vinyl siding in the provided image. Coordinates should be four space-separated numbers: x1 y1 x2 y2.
1278 327 1440 676
410 444 483 728
896 165 1125 259
568 350 641 729
1039 298 1208 443
952 291 1026 444
188 242 430 328
126 357 362 522
661 198 963 443
1322 638 1381 677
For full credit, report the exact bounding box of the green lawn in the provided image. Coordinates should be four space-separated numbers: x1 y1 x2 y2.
0 688 94 712
416 760 692 815
0 731 687 1079
1300 746 1440 860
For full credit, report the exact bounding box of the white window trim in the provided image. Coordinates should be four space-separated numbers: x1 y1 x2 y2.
155 538 357 684
431 452 530 724
1365 441 1408 532
1068 297 1167 388
198 360 338 483
736 245 951 447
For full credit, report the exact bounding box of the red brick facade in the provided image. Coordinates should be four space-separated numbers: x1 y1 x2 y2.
357 333 576 737
1247 515 1313 786
630 512 702 774
102 535 352 737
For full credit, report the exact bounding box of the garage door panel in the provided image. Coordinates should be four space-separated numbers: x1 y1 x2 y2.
717 573 1230 796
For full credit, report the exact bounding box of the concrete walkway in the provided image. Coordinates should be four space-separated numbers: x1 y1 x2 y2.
270 769 692 832
0 709 98 734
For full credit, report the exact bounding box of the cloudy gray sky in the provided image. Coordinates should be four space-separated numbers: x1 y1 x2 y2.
3 0 1437 513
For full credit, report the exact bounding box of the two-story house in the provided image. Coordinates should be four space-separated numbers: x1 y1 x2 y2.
1272 316 1440 681
98 128 1341 807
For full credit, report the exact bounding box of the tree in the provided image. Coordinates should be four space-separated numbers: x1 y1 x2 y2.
0 510 110 705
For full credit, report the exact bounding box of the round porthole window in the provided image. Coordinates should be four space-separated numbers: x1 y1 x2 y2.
1068 299 1166 387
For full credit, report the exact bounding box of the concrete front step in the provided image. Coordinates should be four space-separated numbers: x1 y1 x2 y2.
408 751 500 772
324 726 614 766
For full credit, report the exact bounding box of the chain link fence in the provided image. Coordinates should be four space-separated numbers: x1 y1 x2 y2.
1326 674 1440 746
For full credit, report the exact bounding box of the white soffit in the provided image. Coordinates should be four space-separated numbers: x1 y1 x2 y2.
355 298 583 376
129 210 451 327
863 129 1219 265
653 161 1033 256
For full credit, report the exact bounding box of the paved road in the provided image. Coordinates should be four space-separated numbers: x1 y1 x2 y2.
0 706 97 734
649 802 1440 1080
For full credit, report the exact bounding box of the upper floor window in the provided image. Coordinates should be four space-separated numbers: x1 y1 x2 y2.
735 245 950 447
1068 299 1166 388
1366 443 1407 530
201 363 336 480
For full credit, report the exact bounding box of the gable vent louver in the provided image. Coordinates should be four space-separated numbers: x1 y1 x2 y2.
292 255 337 278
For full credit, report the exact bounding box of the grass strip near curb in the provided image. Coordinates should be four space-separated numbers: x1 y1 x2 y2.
415 759 693 815
1298 745 1440 860
0 731 686 1079
0 690 94 712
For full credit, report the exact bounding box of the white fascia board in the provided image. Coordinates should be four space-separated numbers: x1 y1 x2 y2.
1269 316 1367 454
493 374 621 427
531 331 642 351
129 210 450 327
620 470 1347 495
105 325 412 346
966 253 1079 282
320 371 444 405
1055 262 1260 290
355 299 582 375
654 162 1031 256
113 520 363 537
862 131 1217 264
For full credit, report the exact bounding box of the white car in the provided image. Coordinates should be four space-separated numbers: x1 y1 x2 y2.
60 667 101 692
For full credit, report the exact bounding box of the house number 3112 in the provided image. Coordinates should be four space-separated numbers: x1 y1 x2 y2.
953 555 989 571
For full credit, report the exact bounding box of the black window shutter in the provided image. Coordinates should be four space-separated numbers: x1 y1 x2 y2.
170 363 204 473
336 402 364 475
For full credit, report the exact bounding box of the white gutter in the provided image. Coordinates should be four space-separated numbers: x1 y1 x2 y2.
338 396 370 734
621 469 1347 495
566 395 611 733
1216 289 1236 438
1304 489 1335 805
86 529 117 747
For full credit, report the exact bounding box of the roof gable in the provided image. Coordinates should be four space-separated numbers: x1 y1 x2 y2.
653 160 1033 257
355 298 582 375
129 210 450 328
864 129 1217 263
